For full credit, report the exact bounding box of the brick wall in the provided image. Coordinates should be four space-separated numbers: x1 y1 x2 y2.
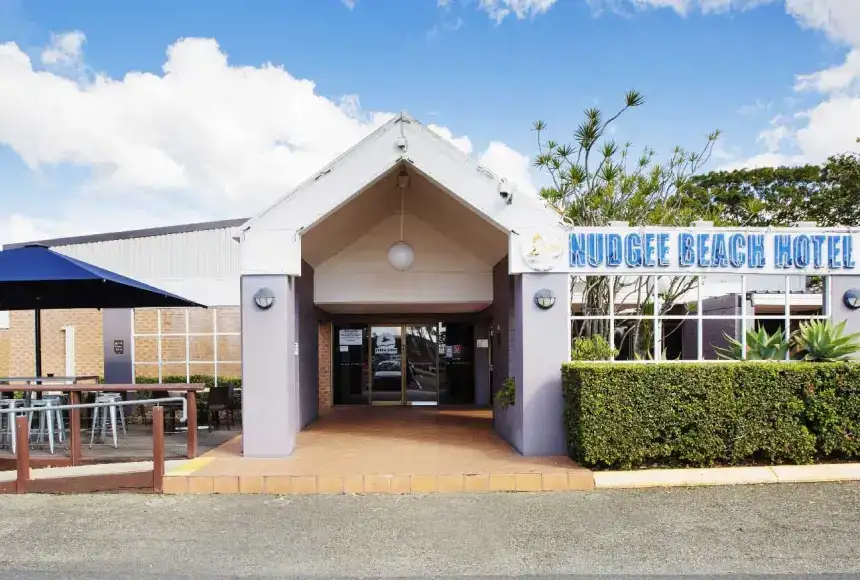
4 307 243 381
318 321 332 414
9 309 104 377
0 329 10 377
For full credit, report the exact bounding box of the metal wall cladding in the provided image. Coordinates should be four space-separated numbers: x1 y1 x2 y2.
51 227 240 280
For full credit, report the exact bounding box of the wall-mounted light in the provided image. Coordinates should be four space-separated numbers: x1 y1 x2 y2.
534 288 556 310
844 288 860 310
253 287 275 310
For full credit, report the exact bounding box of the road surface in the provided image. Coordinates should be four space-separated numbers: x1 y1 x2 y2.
1 483 859 578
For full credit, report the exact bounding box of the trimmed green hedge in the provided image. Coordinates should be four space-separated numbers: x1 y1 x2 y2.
563 362 860 469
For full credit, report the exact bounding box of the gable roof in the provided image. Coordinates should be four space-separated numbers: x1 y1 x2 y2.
240 113 563 237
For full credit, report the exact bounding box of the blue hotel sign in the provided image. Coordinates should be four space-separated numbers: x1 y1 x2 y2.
513 227 860 275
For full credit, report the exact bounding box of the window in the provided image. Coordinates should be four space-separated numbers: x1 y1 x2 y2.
569 274 830 362
131 307 241 384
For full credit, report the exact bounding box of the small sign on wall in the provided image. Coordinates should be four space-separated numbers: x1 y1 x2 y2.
476 338 489 349
339 345 349 352
113 340 124 355
339 329 363 346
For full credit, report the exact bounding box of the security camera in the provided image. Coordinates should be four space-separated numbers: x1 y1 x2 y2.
498 180 514 204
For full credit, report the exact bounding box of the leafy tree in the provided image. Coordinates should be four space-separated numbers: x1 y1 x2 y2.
685 138 860 227
683 165 823 226
533 91 720 359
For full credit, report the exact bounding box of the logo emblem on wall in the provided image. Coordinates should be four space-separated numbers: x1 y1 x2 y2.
375 333 397 354
520 232 563 272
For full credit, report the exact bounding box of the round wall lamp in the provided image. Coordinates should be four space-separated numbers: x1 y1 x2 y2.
844 288 860 310
534 288 556 310
253 287 275 310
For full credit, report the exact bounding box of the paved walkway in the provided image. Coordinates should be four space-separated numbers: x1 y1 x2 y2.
164 407 593 494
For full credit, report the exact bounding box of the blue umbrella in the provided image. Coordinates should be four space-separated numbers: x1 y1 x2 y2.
0 244 205 376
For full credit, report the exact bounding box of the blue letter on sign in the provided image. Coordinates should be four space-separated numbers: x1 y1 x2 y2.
607 234 622 267
828 235 842 269
793 235 810 268
749 234 765 268
774 235 792 268
811 235 826 269
844 235 856 269
569 233 586 268
728 233 745 268
679 233 695 267
587 233 605 267
657 233 670 267
712 233 728 268
625 233 643 267
696 234 711 268
643 233 656 267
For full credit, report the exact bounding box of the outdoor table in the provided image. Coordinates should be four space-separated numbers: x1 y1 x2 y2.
0 383 204 465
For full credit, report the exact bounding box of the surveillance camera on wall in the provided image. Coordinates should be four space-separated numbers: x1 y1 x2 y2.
498 180 514 205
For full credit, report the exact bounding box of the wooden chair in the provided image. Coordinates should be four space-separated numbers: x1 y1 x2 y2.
207 386 237 433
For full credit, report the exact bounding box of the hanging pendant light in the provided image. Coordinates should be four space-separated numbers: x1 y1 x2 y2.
387 170 414 271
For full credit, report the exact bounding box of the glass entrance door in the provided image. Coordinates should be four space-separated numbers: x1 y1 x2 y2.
368 324 440 406
369 326 403 404
404 325 440 406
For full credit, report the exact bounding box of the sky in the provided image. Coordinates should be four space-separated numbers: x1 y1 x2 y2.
0 0 859 244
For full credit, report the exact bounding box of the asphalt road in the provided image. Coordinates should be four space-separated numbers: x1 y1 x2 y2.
1 483 859 579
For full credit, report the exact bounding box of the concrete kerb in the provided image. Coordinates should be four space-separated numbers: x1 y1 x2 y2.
594 463 860 490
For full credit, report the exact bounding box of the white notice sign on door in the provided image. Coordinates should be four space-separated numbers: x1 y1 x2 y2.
339 329 363 346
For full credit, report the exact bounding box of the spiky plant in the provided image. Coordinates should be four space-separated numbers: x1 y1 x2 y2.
713 327 789 361
793 319 860 362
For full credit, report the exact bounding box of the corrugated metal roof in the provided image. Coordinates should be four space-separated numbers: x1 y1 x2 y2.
2 218 249 250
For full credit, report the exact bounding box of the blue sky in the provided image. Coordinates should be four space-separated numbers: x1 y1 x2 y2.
0 0 858 242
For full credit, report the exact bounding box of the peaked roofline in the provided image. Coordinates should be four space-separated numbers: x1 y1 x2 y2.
241 112 562 235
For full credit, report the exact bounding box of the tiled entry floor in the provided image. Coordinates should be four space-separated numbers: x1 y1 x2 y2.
164 407 594 494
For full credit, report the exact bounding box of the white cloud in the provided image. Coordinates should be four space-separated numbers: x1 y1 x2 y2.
341 0 356 9
0 33 537 244
477 0 559 23
40 30 85 67
592 0 860 169
478 141 538 195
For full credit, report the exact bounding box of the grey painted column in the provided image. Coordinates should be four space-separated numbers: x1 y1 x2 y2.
241 274 299 458
102 309 133 384
830 276 860 358
518 273 569 456
474 321 490 406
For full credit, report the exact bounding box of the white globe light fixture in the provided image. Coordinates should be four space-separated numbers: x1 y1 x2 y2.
387 241 414 271
387 169 414 271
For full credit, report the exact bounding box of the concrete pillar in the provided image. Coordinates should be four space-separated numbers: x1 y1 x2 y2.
517 272 569 456
102 309 133 384
474 321 490 406
830 276 860 359
241 274 299 458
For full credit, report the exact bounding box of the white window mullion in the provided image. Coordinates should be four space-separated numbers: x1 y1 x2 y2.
608 276 615 361
653 276 661 362
784 276 792 360
697 276 703 361
185 308 191 383
740 275 747 360
213 308 219 388
130 309 136 385
156 309 163 383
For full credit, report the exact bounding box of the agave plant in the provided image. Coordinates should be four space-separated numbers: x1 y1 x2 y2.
793 319 860 362
713 327 789 361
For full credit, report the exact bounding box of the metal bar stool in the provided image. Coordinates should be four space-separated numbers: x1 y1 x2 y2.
0 398 20 454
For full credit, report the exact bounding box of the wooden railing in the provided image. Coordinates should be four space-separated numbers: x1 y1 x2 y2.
0 383 204 466
6 401 174 494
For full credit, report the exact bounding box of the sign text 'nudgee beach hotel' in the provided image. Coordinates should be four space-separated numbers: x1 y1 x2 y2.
2 113 859 458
